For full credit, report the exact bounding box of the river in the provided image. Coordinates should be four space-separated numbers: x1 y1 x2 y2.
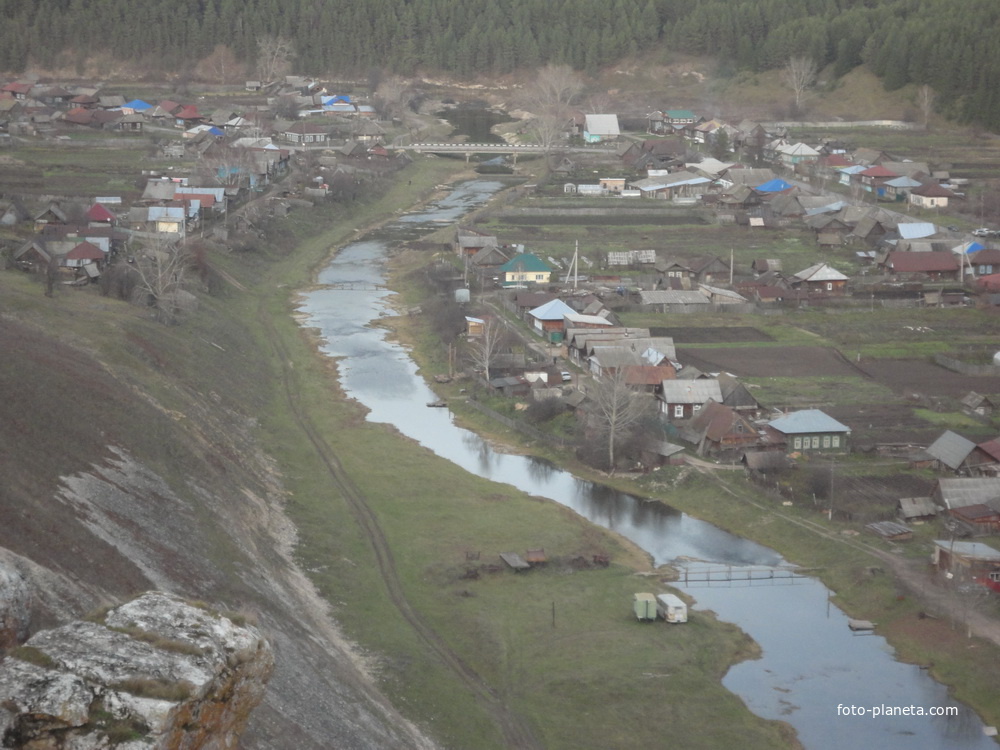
297 179 997 750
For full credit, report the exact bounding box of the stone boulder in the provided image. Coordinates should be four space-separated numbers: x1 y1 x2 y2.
0 562 31 650
0 591 273 749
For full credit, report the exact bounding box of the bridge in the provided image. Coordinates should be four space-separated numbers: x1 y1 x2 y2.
404 141 617 162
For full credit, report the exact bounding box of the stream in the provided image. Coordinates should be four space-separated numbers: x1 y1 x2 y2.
297 179 997 750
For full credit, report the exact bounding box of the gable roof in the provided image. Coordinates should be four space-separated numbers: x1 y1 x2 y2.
897 222 937 240
793 263 849 282
528 298 575 321
768 409 850 435
584 114 620 136
927 431 976 470
935 478 1000 509
660 379 723 404
884 251 958 274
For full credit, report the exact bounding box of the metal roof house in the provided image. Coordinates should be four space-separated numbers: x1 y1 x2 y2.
497 253 551 288
926 431 977 472
657 379 723 422
583 114 620 143
765 409 851 453
527 298 576 341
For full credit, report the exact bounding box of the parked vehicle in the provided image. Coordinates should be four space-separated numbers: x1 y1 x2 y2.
656 593 688 623
633 593 657 621
973 227 992 237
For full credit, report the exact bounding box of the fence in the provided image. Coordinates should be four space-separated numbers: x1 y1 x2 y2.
933 352 1000 377
464 398 575 449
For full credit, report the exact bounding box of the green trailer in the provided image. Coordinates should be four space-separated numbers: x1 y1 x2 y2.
633 592 657 621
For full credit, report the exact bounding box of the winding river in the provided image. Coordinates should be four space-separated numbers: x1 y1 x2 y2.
297 179 997 750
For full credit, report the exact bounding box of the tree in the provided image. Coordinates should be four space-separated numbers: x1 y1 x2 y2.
374 75 415 122
518 63 584 152
917 84 935 128
711 128 731 160
132 241 192 324
782 56 818 115
587 368 650 471
255 35 294 84
467 316 509 381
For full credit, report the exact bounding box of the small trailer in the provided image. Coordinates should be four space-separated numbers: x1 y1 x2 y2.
656 593 688 623
633 593 657 622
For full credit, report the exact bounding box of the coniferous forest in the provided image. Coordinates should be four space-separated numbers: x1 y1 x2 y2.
2 0 1000 130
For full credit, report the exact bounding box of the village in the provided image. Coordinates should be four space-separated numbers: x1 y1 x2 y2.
2 72 1000 599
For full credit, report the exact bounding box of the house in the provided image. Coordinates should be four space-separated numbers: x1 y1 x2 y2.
282 122 329 144
465 316 485 337
854 165 900 197
933 477 1000 510
773 142 819 167
527 298 576 342
908 182 954 209
790 263 849 294
925 431 977 473
497 253 551 287
764 409 850 453
583 114 619 144
931 540 1000 585
968 248 1000 276
898 496 938 522
637 289 710 312
681 400 759 456
961 393 997 419
657 379 723 422
880 251 959 280
948 504 1000 536
718 373 762 416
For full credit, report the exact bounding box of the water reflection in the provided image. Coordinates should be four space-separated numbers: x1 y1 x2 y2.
297 180 998 750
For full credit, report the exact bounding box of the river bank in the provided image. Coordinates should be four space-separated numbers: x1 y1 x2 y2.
380 182 1000 737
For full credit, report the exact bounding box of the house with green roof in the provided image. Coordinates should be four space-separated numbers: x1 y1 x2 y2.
498 253 551 288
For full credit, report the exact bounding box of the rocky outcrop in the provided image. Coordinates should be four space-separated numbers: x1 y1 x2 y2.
0 562 30 650
0 591 273 749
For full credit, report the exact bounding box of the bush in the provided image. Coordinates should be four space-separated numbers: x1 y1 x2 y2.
524 397 565 424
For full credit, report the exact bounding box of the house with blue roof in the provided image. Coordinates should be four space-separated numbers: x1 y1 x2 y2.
527 298 575 341
498 253 551 288
765 409 851 453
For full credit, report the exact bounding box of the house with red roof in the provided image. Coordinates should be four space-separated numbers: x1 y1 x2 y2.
880 251 959 280
854 164 900 197
2 82 33 99
908 182 955 209
63 241 105 268
86 203 117 226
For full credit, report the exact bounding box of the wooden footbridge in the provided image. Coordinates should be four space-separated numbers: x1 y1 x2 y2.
678 565 817 587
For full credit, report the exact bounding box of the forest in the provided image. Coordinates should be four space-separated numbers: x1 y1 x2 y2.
1 0 999 130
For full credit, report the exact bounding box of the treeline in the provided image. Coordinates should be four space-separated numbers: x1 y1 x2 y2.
1 0 999 129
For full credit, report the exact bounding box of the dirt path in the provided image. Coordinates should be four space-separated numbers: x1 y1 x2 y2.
259 268 542 748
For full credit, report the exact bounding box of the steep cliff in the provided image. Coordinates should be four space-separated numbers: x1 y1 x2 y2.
0 294 436 749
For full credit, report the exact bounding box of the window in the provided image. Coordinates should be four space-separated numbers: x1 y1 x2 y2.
822 435 831 448
832 435 840 448
826 282 833 291
674 404 684 418
811 436 820 449
693 404 702 412
536 274 544 281
793 437 802 450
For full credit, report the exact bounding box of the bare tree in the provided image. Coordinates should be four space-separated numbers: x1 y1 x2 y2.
782 56 818 114
518 64 584 152
918 84 935 128
196 44 243 84
467 316 509 381
132 241 191 324
588 368 650 471
374 76 415 121
201 145 256 190
256 35 294 84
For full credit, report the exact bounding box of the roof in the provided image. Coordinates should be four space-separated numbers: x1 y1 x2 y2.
935 477 1000 508
926 431 977 470
498 253 550 274
528 298 575 321
899 497 937 519
768 409 850 435
885 251 958 274
638 290 709 305
793 263 849 282
583 114 620 136
660 379 723 404
932 540 1000 561
688 400 755 441
755 178 793 193
897 222 937 240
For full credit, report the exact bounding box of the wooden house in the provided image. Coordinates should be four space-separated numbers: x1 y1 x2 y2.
657 379 723 422
764 409 850 453
790 263 849 294
932 540 1000 583
497 253 551 288
925 431 977 473
682 400 759 456
881 251 959 281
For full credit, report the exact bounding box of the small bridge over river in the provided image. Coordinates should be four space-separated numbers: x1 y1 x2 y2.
405 141 616 162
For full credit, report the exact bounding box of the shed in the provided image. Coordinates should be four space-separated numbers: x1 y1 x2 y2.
866 521 913 541
500 552 531 571
932 540 1000 582
926 431 976 472
898 496 937 521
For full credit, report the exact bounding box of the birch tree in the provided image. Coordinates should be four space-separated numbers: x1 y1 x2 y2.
588 368 649 471
133 241 191 324
467 316 509 381
782 56 818 114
